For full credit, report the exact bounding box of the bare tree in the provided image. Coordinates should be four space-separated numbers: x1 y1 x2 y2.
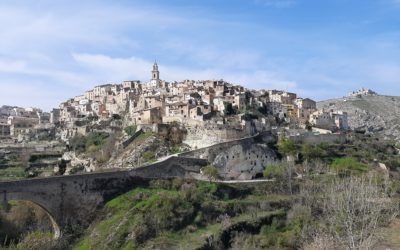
321 175 398 249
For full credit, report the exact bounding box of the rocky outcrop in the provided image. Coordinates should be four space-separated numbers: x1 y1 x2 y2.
110 134 169 169
181 132 277 179
61 151 96 174
318 95 400 141
212 142 277 180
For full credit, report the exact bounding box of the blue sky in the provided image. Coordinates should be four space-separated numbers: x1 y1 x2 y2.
1 0 400 110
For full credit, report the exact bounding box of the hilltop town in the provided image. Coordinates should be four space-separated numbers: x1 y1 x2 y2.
0 63 351 178
1 63 348 142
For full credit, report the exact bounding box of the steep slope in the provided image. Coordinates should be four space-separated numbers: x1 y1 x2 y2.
318 95 400 141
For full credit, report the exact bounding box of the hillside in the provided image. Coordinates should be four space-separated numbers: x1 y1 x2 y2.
318 95 400 141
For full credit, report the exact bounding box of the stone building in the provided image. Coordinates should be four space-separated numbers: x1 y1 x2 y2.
309 109 348 131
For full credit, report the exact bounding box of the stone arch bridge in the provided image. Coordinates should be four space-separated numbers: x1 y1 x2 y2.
0 156 207 238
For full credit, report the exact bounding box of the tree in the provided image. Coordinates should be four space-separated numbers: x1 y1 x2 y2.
321 175 398 249
278 138 299 158
202 165 219 182
263 163 287 180
301 144 325 174
277 138 299 194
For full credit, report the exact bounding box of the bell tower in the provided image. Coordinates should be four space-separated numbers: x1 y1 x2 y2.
152 62 160 81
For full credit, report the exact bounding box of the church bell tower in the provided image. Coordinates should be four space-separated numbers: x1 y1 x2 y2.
152 62 160 82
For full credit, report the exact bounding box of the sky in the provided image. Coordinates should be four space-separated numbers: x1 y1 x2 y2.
1 0 400 111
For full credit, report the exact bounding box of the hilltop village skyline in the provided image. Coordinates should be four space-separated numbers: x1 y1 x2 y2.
0 62 358 145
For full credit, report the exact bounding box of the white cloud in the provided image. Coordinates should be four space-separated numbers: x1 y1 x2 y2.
72 53 296 91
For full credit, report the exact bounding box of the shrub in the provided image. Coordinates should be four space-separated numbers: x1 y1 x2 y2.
85 132 109 150
169 146 181 155
301 144 326 162
263 163 287 179
16 231 55 250
142 151 156 162
278 138 299 157
202 165 219 182
124 125 137 137
68 135 86 153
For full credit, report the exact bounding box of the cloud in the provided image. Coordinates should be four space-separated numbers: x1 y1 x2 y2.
1 0 400 110
72 53 296 91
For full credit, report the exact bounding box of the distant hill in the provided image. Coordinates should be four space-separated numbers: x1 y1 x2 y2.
318 95 400 142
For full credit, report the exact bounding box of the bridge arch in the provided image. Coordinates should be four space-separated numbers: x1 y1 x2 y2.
3 199 61 239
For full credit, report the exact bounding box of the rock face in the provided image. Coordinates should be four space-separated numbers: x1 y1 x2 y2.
110 135 169 169
61 151 96 173
181 132 278 180
212 142 276 180
318 95 400 141
183 124 250 149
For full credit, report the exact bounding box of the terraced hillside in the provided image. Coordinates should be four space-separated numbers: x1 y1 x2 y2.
73 180 295 250
318 95 400 141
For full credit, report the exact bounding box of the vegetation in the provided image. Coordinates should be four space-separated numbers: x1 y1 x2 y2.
124 125 137 137
169 146 181 155
2 132 400 249
73 180 293 249
223 102 236 116
142 151 156 163
263 163 287 179
330 157 369 175
277 138 299 158
0 201 53 248
68 131 118 163
202 165 219 182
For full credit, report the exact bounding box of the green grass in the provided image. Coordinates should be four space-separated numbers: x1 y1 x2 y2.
74 238 89 250
0 166 27 181
331 157 369 174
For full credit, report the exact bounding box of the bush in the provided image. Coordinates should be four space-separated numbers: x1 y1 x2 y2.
124 125 137 136
85 132 109 150
301 144 326 162
263 163 287 179
202 165 219 182
142 151 156 162
16 231 55 250
169 146 181 154
278 138 299 157
68 135 86 153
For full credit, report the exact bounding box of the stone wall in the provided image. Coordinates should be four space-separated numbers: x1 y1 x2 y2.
289 133 346 144
131 156 208 178
183 124 250 149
